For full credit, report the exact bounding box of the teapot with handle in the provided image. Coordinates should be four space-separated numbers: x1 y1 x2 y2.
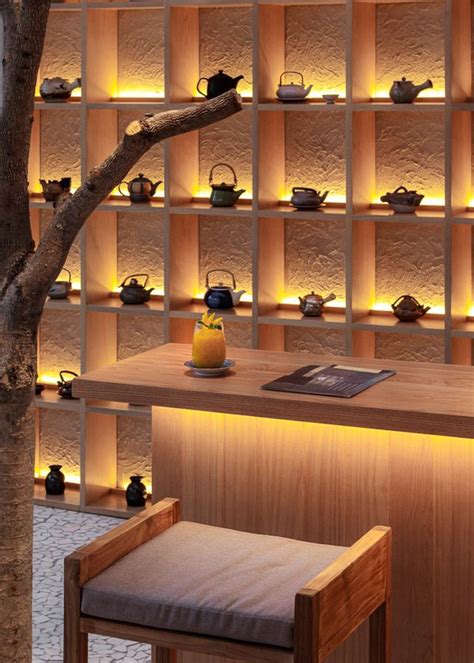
48 268 72 300
290 187 329 210
391 294 430 322
119 274 154 305
57 371 79 400
204 270 245 309
389 77 433 103
40 177 71 202
299 291 336 317
276 71 312 101
119 173 162 204
197 70 244 99
209 163 246 207
40 77 81 102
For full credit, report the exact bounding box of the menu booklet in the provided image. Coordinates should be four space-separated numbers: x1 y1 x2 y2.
261 364 396 398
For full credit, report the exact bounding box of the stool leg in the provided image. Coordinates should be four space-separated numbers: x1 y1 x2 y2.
152 646 177 663
369 601 391 663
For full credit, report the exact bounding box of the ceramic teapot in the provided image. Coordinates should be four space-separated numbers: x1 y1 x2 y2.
276 71 312 102
40 177 71 202
389 77 433 103
290 187 329 210
299 291 336 317
380 186 424 213
48 268 72 300
391 294 430 322
57 371 79 400
209 163 246 207
204 270 245 309
119 173 162 203
40 77 81 102
197 70 244 99
119 274 154 305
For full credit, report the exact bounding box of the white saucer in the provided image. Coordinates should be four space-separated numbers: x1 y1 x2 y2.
184 359 235 377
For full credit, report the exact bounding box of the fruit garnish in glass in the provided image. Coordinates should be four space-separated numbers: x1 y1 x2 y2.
192 312 226 368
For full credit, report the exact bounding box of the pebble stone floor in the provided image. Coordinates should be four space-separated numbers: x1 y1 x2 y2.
34 505 150 662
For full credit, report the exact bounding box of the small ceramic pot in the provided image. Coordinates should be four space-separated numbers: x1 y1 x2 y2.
45 465 65 495
126 475 148 507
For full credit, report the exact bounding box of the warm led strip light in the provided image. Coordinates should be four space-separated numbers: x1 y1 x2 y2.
36 469 81 485
371 302 445 316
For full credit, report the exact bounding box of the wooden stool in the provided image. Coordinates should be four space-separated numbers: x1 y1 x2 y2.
64 498 391 663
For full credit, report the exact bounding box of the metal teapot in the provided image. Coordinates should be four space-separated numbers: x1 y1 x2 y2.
48 268 72 300
57 371 79 400
299 291 336 317
389 77 433 103
204 270 245 309
119 173 162 204
290 187 329 210
40 177 71 202
276 71 312 102
197 70 244 100
209 163 246 207
391 294 430 322
40 76 81 102
119 274 154 305
380 186 424 213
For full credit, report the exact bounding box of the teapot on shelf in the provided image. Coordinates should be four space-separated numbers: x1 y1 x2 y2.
119 274 154 305
209 163 246 207
290 187 329 210
391 294 431 322
48 268 72 300
197 70 244 100
40 177 71 202
389 77 433 104
119 173 162 204
276 71 312 102
204 270 245 309
299 292 336 317
40 77 81 102
380 186 424 214
57 371 79 400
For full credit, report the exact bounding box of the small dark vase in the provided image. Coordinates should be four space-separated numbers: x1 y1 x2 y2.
45 465 65 495
126 475 148 507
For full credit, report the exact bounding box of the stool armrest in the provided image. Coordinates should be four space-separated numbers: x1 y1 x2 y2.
66 497 180 587
294 526 391 662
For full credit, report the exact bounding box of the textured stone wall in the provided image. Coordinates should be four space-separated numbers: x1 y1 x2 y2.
285 219 345 300
199 8 253 98
285 5 345 96
224 322 253 349
117 316 164 361
39 310 81 379
117 416 152 490
39 410 81 479
199 216 253 295
376 223 444 309
41 210 81 286
39 11 81 87
118 9 165 96
118 112 165 191
285 112 345 200
376 3 445 96
375 333 445 363
376 113 444 202
117 212 164 290
199 112 253 197
40 110 82 190
285 327 346 356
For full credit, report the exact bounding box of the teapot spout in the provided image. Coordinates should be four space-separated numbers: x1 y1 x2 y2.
304 84 313 97
421 305 431 315
232 75 245 89
150 181 162 197
414 79 433 95
66 77 81 93
319 190 329 203
233 188 246 202
232 289 246 306
321 293 336 305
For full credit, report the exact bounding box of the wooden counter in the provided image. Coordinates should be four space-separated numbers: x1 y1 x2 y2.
73 343 474 438
74 344 474 663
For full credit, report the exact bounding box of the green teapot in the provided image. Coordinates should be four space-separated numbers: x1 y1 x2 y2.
209 163 245 207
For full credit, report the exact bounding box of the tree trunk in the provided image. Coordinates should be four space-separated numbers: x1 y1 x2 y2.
0 324 37 661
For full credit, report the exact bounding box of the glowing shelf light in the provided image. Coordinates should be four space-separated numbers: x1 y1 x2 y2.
280 193 346 205
192 189 253 202
194 291 253 304
371 302 445 316
37 374 60 386
467 305 474 320
280 296 346 309
372 195 445 209
371 89 445 101
112 89 165 101
36 468 81 485
112 286 165 296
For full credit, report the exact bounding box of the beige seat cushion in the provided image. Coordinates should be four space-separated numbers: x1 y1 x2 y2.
82 521 346 648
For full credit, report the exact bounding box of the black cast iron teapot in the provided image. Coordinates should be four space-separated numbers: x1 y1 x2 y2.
119 274 154 305
48 268 72 300
57 371 79 399
197 70 244 99
391 294 431 322
204 270 245 309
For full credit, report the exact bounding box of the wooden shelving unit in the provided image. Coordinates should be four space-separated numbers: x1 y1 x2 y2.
32 0 474 517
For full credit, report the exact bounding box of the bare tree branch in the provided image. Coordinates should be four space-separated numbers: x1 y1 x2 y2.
9 90 242 319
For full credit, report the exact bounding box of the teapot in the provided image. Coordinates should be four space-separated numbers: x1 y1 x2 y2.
209 163 246 207
119 274 154 305
391 294 431 322
204 270 245 309
57 371 79 400
48 268 72 300
380 186 424 214
299 291 336 317
276 71 312 102
119 173 162 203
389 77 433 103
197 70 244 99
290 187 329 210
40 77 81 102
40 177 71 202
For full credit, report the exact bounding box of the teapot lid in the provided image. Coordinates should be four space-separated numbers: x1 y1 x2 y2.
302 291 323 301
212 181 236 191
130 173 152 184
210 69 233 82
395 76 412 83
120 273 150 289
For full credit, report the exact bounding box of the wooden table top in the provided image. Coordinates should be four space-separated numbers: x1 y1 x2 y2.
73 343 474 438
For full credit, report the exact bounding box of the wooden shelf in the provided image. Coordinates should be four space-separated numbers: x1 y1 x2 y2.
45 293 82 310
98 198 165 212
352 314 445 335
86 400 152 417
170 201 253 216
258 101 346 111
87 297 164 315
34 481 81 511
34 389 81 411
259 308 346 328
170 302 253 321
352 208 446 223
84 490 152 519
353 102 447 112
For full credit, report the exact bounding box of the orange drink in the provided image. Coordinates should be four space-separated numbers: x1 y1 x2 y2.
192 312 226 368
